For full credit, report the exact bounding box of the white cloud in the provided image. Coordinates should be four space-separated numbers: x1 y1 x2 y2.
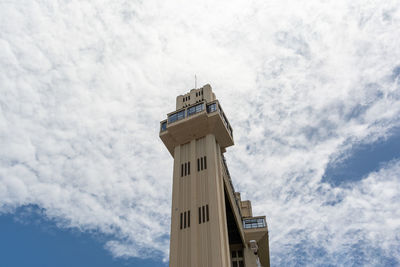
1 0 400 265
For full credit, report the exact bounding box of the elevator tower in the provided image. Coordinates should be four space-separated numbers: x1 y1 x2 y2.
160 84 270 267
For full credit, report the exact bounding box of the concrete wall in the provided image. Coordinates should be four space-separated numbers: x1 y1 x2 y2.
169 135 231 267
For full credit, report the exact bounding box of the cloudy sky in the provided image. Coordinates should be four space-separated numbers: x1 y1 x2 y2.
1 0 400 266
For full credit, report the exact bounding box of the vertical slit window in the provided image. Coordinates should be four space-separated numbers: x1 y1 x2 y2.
180 213 183 229
198 207 201 224
202 206 205 223
181 164 183 177
184 211 187 229
201 157 203 170
188 162 190 175
188 210 190 227
206 205 209 221
204 156 207 169
184 163 187 176
197 159 200 171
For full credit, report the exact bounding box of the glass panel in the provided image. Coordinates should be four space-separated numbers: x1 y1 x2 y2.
243 218 266 229
161 121 167 132
168 110 185 123
237 250 243 257
207 103 217 113
238 260 244 267
188 103 204 116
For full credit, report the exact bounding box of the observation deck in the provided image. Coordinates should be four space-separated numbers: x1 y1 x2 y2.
160 100 234 156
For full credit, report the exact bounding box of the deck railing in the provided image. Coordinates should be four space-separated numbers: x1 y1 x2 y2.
160 101 233 139
221 155 242 220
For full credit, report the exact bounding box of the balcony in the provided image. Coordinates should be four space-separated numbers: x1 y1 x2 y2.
159 100 234 155
243 216 268 243
243 217 267 229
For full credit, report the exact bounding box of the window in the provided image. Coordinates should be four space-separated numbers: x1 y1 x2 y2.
197 156 207 171
181 161 191 177
198 207 201 224
168 110 185 123
180 210 191 230
243 218 266 229
207 103 217 113
160 121 167 132
199 205 209 224
187 103 204 116
184 163 187 176
231 250 244 267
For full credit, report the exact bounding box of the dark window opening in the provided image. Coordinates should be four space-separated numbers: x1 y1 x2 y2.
206 103 217 113
231 249 244 267
206 205 209 221
180 213 183 229
188 210 190 227
184 211 187 229
201 157 203 170
197 159 200 171
188 162 190 175
204 156 207 169
184 163 187 176
181 164 183 177
202 206 205 223
198 207 201 224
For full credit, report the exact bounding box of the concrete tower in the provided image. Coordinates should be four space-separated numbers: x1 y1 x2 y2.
160 84 270 267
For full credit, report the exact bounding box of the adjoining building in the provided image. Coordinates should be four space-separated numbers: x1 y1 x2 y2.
160 84 270 267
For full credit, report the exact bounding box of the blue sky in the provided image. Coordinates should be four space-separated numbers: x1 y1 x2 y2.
1 0 400 266
0 208 166 267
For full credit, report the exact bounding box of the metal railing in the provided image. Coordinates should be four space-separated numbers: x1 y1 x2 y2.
221 155 242 219
161 100 233 139
207 101 233 137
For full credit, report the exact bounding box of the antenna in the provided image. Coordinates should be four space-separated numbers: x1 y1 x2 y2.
195 75 197 89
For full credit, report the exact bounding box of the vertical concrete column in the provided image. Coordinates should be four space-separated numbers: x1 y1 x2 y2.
170 145 181 267
258 233 270 267
206 134 230 267
189 139 198 267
